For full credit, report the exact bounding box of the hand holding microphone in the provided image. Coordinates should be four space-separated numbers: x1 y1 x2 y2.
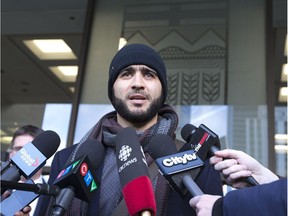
189 194 222 216
210 149 279 188
181 124 259 187
1 188 32 216
190 172 285 216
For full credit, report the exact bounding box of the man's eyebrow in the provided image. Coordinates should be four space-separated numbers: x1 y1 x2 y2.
119 66 157 75
145 67 157 73
121 66 133 72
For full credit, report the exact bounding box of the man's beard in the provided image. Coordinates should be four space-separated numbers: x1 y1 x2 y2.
111 92 164 123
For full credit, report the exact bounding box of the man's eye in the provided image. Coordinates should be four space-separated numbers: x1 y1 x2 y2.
12 146 22 152
144 71 157 78
120 71 132 77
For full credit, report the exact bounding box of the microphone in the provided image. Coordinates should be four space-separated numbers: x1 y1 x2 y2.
147 134 204 198
1 130 61 193
116 127 156 216
0 161 11 175
0 130 60 216
181 124 220 161
181 124 259 186
51 139 105 216
0 180 60 195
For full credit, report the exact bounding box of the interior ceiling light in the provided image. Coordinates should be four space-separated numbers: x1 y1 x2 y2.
274 144 288 153
1 136 13 144
275 134 288 140
58 66 78 76
33 39 72 53
49 66 78 82
118 37 127 50
0 129 7 136
279 87 288 102
281 63 288 82
23 39 77 60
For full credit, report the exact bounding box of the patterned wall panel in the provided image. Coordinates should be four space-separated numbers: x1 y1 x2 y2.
123 1 228 105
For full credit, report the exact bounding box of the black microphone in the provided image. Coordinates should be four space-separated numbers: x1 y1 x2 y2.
181 124 259 186
147 134 204 198
0 161 11 175
0 130 61 194
51 139 105 216
0 180 60 195
181 124 220 161
116 127 156 216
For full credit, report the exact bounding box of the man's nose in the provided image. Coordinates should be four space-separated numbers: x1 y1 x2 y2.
131 72 145 89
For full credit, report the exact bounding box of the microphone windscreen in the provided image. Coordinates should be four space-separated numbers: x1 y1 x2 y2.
31 130 61 158
147 134 204 197
53 140 104 202
181 124 221 161
8 130 61 180
75 139 105 168
116 127 148 186
116 127 156 216
181 124 197 142
122 175 155 216
147 134 177 159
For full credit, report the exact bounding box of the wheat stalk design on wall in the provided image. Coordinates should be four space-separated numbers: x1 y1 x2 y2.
181 72 200 105
202 72 220 104
166 73 179 105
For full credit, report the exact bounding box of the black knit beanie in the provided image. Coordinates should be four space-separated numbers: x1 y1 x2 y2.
108 44 167 103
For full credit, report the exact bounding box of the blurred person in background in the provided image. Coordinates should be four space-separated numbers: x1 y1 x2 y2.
7 124 45 216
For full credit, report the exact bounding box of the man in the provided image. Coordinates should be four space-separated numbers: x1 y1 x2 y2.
8 125 45 216
190 149 287 216
38 44 223 215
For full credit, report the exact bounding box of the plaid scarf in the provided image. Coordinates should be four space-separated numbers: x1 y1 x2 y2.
58 104 178 216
